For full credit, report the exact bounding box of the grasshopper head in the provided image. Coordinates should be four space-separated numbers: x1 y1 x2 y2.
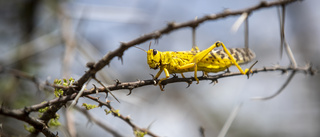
147 49 161 69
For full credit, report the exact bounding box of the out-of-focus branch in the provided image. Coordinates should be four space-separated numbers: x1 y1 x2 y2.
0 66 42 88
85 95 159 137
74 106 124 137
0 106 56 137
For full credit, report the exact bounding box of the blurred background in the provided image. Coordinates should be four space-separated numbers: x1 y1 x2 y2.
0 0 319 137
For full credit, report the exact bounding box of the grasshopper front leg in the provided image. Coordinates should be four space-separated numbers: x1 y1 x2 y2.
154 67 170 91
154 67 163 80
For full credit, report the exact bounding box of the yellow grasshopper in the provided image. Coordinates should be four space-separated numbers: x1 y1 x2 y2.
139 41 256 91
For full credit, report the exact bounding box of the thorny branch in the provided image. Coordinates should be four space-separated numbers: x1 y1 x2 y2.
75 0 301 89
9 64 316 114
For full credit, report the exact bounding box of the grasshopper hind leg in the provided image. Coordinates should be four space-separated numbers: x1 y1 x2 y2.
158 68 170 91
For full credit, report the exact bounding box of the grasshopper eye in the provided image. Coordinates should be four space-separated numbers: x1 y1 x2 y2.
153 49 158 55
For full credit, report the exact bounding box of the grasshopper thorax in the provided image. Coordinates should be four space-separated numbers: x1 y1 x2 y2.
147 49 161 69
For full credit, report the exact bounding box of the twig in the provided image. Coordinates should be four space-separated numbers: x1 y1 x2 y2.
60 5 80 136
92 77 120 103
244 14 250 56
85 95 159 137
74 106 124 137
217 102 243 137
231 12 248 33
69 78 91 109
192 17 198 49
0 66 45 91
254 5 298 100
251 71 296 100
278 6 285 58
281 5 297 67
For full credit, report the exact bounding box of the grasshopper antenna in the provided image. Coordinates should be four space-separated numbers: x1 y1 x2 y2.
149 41 152 50
134 46 147 52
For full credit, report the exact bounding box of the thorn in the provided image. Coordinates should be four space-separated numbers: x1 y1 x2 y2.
162 84 166 90
210 79 218 85
136 79 141 83
105 92 109 99
167 22 176 28
120 42 127 47
118 56 124 65
149 74 155 79
23 107 30 115
153 31 161 39
127 89 133 96
247 60 258 79
281 69 288 75
263 66 267 71
125 115 131 120
260 1 268 6
246 73 250 79
186 79 193 88
137 79 143 85
92 84 98 95
114 79 121 86
86 62 95 69
154 38 159 44
172 73 178 78
186 83 191 88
